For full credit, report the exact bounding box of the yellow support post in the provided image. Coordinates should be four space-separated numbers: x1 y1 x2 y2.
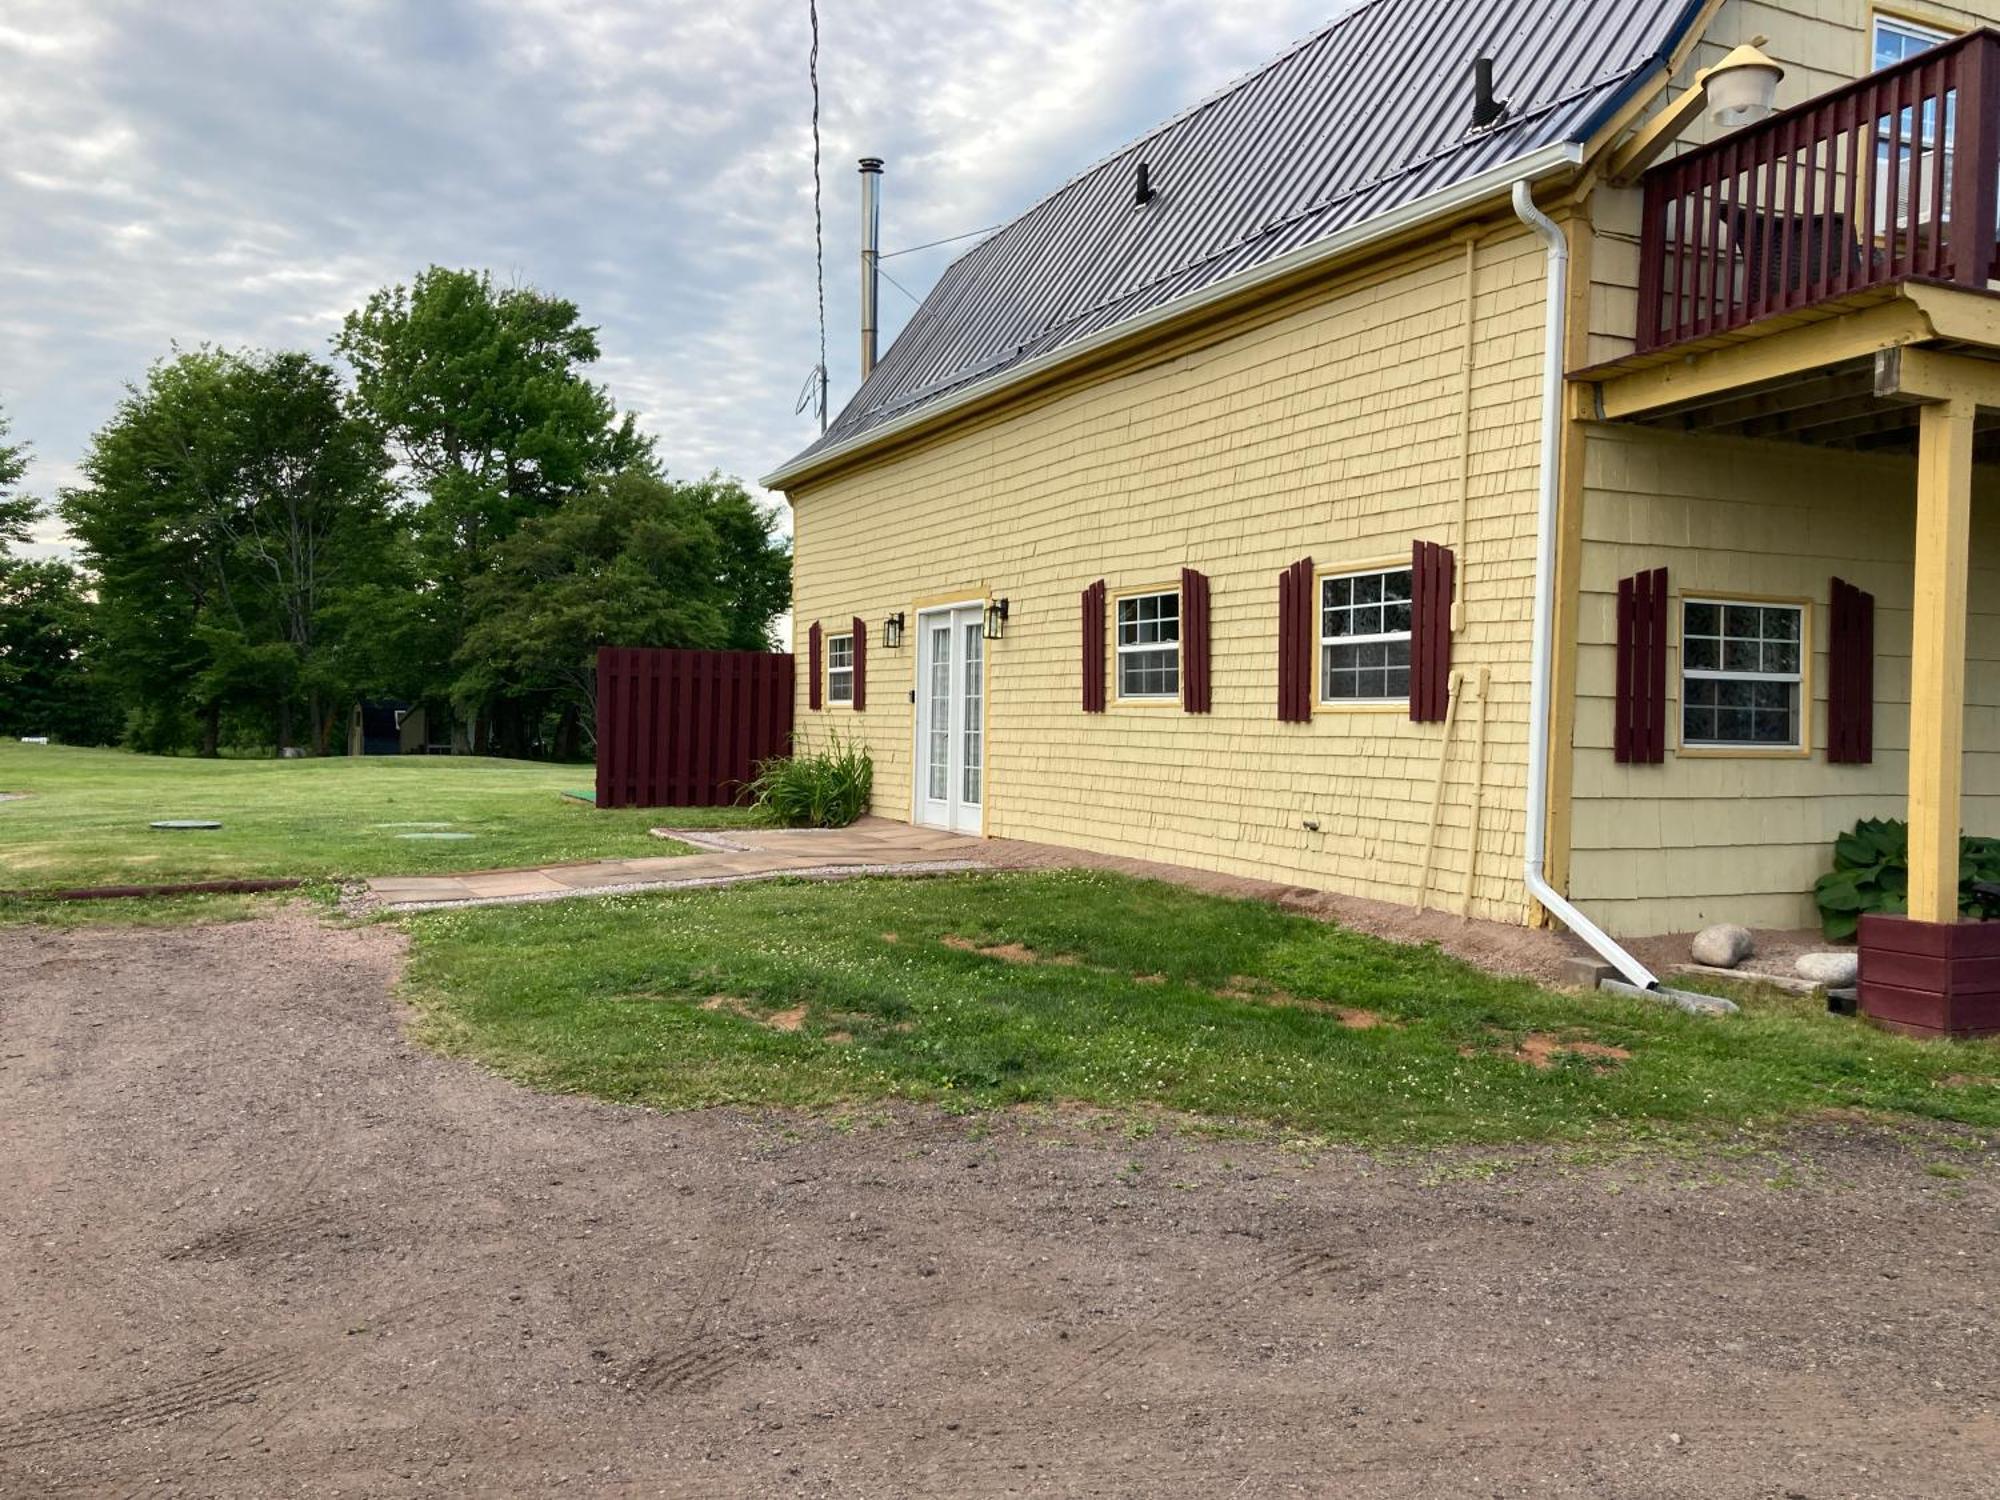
1907 397 1976 925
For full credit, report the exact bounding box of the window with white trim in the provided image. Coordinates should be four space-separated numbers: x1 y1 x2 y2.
1116 590 1179 699
1872 13 1952 71
1870 15 1955 162
1681 598 1803 748
827 632 854 704
1320 566 1411 702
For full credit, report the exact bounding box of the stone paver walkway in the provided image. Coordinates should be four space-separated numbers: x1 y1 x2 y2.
363 818 991 910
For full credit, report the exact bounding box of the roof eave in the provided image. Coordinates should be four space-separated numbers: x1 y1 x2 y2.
762 141 1584 492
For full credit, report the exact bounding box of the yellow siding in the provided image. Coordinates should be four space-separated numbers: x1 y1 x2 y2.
789 227 1555 923
1569 425 2000 936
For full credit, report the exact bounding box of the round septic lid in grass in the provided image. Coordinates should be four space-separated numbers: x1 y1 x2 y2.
397 831 475 840
151 819 223 830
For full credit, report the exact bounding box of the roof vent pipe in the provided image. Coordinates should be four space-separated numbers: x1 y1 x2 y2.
859 157 883 380
1471 57 1509 131
1134 161 1155 205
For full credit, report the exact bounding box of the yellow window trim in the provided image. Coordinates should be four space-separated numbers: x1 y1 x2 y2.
1109 580 1185 707
1311 553 1421 714
912 584 991 611
1672 588 1816 761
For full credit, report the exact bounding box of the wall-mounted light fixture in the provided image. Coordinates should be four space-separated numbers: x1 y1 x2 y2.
883 611 905 648
1604 37 1784 184
982 598 1009 641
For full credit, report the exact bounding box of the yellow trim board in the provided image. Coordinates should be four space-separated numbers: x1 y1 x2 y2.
1907 397 1975 921
1590 298 1937 420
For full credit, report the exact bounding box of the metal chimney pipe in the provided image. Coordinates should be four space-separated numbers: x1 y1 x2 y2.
858 157 884 380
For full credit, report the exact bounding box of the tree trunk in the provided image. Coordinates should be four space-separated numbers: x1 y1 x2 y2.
308 687 325 756
199 702 221 759
554 704 580 762
473 710 490 756
275 698 292 758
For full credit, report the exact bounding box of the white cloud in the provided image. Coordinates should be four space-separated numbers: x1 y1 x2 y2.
1 0 1337 561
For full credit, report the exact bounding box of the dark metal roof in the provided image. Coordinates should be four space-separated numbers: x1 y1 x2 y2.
771 0 1706 484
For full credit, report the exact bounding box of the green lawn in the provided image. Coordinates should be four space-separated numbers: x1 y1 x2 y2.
401 869 2000 1147
0 742 753 892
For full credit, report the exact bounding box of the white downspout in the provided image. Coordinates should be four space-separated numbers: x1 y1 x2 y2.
1511 179 1661 993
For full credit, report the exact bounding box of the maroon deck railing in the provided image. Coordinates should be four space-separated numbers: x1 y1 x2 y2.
595 647 794 809
1637 29 2000 354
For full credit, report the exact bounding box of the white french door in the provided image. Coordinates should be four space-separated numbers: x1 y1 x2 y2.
915 604 985 834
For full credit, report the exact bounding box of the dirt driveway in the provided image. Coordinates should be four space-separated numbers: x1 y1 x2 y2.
3 910 1996 1498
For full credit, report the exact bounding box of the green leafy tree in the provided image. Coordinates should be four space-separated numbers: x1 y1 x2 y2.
0 404 33 552
60 349 394 754
336 268 652 751
0 560 121 744
455 470 790 757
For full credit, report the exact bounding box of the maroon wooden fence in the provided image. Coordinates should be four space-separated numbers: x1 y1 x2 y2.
595 647 794 809
1637 28 2000 353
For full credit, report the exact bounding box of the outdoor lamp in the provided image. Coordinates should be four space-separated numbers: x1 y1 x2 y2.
883 611 905 648
1703 43 1784 129
982 598 1009 640
1604 37 1784 183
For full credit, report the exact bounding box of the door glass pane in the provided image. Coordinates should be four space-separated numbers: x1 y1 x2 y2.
927 624 952 802
961 620 983 806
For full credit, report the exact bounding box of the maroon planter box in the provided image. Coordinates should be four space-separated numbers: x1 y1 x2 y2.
1858 914 2000 1039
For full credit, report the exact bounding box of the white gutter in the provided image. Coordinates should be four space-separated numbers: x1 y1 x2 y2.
764 142 1584 491
1510 179 1660 993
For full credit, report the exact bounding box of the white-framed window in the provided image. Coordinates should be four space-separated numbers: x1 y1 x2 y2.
827 632 854 704
1870 15 1956 163
1873 13 1952 71
1115 590 1180 699
1681 598 1804 749
1320 565 1411 703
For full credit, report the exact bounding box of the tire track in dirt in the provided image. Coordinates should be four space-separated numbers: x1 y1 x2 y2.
619 1238 770 1397
0 1354 301 1455
1019 1244 1353 1408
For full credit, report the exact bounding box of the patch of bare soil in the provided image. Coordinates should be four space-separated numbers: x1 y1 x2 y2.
696 996 808 1034
1511 1032 1633 1071
1217 976 1393 1029
940 933 1079 965
4 909 1998 1498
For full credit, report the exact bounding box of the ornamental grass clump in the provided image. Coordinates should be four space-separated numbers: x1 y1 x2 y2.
742 734 873 828
1813 816 2000 941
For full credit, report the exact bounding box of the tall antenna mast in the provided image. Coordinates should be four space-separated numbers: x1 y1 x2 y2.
807 0 828 430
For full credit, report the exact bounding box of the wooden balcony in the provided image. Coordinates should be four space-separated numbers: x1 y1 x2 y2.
1637 29 2000 355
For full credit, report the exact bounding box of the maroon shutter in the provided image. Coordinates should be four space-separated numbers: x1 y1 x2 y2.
1081 580 1106 712
1828 577 1875 764
850 616 867 712
807 621 823 711
1614 568 1668 764
1409 541 1455 722
1277 557 1314 722
1180 567 1211 714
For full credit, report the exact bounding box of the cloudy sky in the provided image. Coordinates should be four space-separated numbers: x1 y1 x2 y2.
1 0 1341 559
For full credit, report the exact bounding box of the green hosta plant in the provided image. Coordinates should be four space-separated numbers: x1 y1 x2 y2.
1814 817 2000 941
741 732 873 829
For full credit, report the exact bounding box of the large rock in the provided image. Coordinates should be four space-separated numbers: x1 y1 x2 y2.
1691 924 1755 969
1795 951 1859 987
